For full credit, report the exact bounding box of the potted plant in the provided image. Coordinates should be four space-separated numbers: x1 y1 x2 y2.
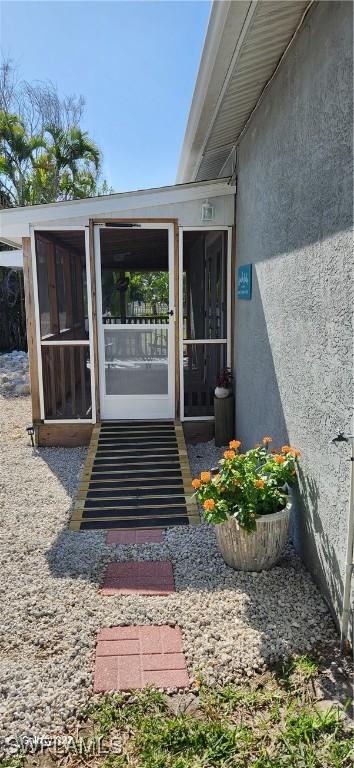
215 367 232 399
192 437 300 571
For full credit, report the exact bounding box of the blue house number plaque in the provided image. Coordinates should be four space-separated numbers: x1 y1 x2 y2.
237 264 252 299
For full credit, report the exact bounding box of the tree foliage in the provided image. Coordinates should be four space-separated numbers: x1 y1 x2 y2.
128 271 169 307
101 270 169 318
0 59 106 206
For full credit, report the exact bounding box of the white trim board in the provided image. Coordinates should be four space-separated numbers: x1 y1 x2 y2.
0 180 235 239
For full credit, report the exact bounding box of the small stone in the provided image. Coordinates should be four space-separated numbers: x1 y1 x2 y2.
15 383 30 395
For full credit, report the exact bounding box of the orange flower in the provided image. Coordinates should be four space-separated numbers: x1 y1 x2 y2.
281 445 291 454
263 436 272 445
192 478 201 490
203 499 215 511
229 439 241 450
224 450 236 460
271 449 277 455
200 471 211 483
274 454 285 464
254 478 265 488
289 448 301 458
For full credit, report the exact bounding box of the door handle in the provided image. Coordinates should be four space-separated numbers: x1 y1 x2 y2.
168 309 174 316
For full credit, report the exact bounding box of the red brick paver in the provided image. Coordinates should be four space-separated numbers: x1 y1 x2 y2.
94 625 189 692
106 530 165 545
101 560 174 596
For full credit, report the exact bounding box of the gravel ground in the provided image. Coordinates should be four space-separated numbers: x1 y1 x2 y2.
187 440 226 478
0 393 337 739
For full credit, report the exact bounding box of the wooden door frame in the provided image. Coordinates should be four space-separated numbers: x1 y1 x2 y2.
91 218 180 421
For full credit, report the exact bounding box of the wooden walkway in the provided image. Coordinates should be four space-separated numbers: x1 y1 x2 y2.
69 421 199 531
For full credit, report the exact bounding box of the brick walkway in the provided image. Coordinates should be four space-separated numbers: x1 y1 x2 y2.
85 426 195 693
101 560 174 596
94 625 189 692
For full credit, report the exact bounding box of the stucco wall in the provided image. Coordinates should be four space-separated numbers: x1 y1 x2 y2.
235 1 353 636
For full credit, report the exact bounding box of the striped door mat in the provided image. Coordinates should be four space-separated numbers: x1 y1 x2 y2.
69 421 199 531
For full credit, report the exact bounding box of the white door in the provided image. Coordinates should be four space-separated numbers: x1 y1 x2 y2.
95 223 175 420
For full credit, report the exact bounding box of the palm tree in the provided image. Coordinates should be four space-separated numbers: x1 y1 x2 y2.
0 110 102 206
0 111 45 206
39 124 101 202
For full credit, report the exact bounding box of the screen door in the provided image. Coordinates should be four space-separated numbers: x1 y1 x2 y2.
95 223 175 420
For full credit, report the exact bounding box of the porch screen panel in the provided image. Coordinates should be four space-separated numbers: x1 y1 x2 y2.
183 343 227 417
35 232 88 341
182 230 229 418
102 271 169 325
104 328 168 396
34 231 93 422
41 345 92 419
183 231 227 340
99 228 169 326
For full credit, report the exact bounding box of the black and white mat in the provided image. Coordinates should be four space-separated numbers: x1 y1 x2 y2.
69 421 199 531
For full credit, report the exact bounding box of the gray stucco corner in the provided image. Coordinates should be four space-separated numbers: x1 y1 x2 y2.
234 1 353 638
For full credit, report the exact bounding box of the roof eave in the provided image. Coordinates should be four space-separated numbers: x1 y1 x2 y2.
176 0 252 183
177 0 313 183
0 178 235 240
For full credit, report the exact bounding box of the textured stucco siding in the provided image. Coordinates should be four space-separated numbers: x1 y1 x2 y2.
235 1 353 635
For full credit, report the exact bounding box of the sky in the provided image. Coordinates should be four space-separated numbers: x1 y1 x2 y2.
0 0 211 192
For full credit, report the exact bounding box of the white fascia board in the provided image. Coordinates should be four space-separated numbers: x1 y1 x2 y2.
0 179 235 239
0 249 23 268
176 0 253 183
0 235 22 248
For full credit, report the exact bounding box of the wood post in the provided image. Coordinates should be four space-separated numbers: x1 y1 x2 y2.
88 221 100 422
22 236 41 422
174 223 180 420
214 395 235 446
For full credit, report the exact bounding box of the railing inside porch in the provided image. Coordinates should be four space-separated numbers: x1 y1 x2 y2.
103 315 169 325
102 300 169 326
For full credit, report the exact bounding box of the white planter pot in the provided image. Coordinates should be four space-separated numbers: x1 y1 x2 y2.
215 496 292 571
215 386 230 399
